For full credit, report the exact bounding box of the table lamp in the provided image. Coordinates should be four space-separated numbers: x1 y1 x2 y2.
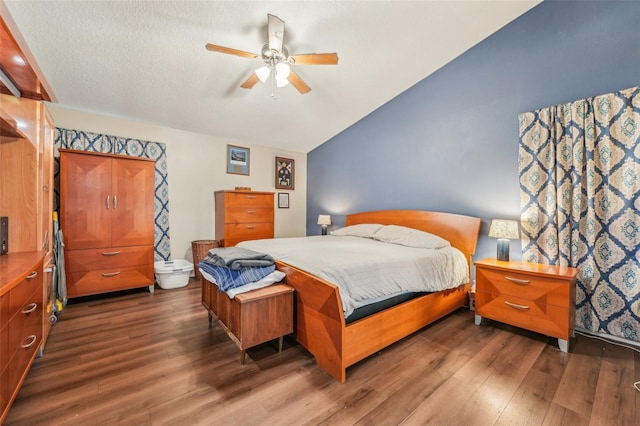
317 214 331 235
488 219 519 261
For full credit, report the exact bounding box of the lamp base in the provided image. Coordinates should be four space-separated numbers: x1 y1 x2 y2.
321 226 328 236
496 239 510 261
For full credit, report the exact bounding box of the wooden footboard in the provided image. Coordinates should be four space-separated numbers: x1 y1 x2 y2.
277 260 469 382
276 261 347 381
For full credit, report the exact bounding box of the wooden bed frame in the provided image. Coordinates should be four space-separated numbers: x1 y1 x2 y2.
275 210 481 383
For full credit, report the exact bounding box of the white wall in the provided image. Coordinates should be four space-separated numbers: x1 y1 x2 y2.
48 105 307 260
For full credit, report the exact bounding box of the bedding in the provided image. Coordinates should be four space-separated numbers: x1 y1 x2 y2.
237 226 469 318
205 246 275 270
198 261 275 291
200 269 286 298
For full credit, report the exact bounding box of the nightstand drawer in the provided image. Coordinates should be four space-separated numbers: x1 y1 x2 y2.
476 291 569 339
476 267 570 307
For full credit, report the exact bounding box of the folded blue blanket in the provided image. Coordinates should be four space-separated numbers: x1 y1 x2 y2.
198 262 276 291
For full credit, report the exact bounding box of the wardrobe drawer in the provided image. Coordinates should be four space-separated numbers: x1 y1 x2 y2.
224 207 273 224
67 264 154 297
224 192 274 209
65 246 154 273
476 267 569 308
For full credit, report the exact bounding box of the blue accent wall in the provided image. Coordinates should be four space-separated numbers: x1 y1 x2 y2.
307 1 640 263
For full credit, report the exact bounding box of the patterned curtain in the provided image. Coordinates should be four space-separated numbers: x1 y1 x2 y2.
518 86 640 343
54 128 171 261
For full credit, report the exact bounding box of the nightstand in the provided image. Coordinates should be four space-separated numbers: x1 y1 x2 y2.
474 258 578 352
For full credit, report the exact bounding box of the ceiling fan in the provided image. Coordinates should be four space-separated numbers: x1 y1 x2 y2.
206 14 338 97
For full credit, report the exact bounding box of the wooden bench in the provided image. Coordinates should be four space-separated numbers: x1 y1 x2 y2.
202 279 293 364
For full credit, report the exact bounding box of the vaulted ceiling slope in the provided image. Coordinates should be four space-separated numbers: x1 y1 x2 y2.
4 1 540 153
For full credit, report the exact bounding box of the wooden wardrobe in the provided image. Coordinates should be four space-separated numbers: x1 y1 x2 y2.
59 149 155 298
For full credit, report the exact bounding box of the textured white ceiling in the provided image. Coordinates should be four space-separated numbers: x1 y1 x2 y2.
4 1 540 153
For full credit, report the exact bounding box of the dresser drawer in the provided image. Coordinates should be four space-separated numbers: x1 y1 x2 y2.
67 264 154 297
6 264 42 324
224 207 273 224
224 192 274 209
476 267 569 308
65 245 154 273
476 290 569 339
223 223 274 245
5 287 42 400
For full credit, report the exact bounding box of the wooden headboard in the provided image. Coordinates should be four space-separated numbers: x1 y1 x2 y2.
345 210 481 258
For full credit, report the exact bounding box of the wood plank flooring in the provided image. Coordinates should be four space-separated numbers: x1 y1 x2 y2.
5 279 639 425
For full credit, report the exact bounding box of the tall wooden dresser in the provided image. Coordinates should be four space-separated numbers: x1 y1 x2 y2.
60 149 155 298
0 9 55 423
214 190 274 247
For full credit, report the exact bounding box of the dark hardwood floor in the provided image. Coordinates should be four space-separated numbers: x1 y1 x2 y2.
5 279 639 425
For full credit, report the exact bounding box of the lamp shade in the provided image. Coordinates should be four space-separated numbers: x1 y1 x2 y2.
317 215 332 226
488 219 520 240
255 65 271 83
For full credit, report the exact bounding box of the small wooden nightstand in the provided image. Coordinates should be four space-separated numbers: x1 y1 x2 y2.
474 258 578 352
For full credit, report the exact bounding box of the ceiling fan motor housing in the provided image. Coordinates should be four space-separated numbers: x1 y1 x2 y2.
261 44 289 65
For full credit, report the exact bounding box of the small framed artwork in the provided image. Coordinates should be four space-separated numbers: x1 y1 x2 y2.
227 145 250 175
278 192 289 209
275 157 295 189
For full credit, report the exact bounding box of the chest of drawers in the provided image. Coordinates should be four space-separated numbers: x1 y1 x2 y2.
215 190 274 247
1 254 44 423
474 258 578 352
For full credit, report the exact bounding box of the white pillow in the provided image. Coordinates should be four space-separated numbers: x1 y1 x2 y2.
373 225 450 249
330 223 384 239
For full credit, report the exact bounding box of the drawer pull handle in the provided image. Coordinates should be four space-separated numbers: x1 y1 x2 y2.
246 195 256 199
102 272 121 277
246 210 256 214
246 225 257 229
106 195 110 209
22 303 37 314
505 301 530 311
113 195 118 210
21 335 37 349
506 276 530 285
26 271 38 279
102 251 121 256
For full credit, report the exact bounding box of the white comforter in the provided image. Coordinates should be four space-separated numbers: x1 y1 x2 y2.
238 235 469 318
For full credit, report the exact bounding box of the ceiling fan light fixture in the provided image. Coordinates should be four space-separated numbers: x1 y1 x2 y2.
275 62 290 87
275 62 290 78
255 65 271 83
276 75 289 88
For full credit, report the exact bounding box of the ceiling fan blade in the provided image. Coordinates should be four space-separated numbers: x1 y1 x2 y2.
267 14 285 53
290 53 339 65
205 43 258 59
288 70 311 94
240 73 260 89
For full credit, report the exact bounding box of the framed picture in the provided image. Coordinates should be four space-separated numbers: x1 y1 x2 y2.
227 145 250 175
278 192 289 209
275 157 295 189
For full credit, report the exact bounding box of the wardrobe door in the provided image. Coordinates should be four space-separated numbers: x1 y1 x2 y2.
110 157 155 247
60 152 111 250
